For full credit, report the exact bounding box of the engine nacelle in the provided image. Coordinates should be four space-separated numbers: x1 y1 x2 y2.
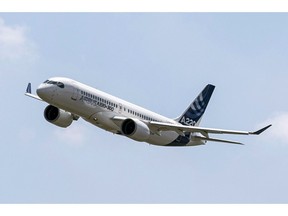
44 105 73 128
121 118 150 142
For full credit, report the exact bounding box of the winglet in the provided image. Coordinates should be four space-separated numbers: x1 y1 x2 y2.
250 124 272 135
25 82 43 101
26 83 32 94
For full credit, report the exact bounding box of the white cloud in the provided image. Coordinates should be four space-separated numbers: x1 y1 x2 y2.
260 112 288 144
0 17 37 61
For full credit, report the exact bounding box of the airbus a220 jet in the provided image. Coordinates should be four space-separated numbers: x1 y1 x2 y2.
25 77 271 146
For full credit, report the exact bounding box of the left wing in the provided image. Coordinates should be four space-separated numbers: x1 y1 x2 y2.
25 83 43 101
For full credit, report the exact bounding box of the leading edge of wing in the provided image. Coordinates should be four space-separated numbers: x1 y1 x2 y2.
149 121 272 136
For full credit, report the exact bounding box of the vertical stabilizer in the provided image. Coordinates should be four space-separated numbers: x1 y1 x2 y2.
176 84 215 126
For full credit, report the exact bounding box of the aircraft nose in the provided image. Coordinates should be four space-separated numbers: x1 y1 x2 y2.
36 83 52 100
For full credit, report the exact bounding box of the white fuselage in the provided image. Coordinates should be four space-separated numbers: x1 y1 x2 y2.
36 77 193 146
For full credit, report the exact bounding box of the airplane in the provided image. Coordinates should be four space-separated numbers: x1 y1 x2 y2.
25 77 271 146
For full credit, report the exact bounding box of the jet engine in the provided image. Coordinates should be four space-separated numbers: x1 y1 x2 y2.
44 105 73 128
121 118 150 142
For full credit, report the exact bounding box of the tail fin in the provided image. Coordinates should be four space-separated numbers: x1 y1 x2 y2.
176 84 215 126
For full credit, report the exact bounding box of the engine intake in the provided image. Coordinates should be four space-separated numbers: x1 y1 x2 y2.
44 105 73 128
121 118 150 142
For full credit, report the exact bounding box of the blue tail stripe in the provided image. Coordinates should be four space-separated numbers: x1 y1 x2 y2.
179 84 215 125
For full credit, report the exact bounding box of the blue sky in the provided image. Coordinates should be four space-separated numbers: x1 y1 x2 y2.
0 13 288 203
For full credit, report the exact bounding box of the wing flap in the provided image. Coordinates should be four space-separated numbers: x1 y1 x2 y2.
194 136 244 145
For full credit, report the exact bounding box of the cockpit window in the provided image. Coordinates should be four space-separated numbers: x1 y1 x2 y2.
56 82 64 88
43 80 65 88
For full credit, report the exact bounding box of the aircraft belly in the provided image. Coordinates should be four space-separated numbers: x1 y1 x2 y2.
147 131 179 146
87 112 119 132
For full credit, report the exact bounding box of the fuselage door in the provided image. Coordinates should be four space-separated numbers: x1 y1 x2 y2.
71 83 79 101
119 103 123 114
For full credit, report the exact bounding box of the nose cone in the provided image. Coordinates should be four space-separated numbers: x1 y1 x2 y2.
36 83 53 101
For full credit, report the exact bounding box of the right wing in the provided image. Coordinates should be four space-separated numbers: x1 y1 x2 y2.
112 116 271 145
148 121 272 145
149 121 272 136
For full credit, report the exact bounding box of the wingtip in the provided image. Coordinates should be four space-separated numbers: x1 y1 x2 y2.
250 124 272 135
26 83 32 94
